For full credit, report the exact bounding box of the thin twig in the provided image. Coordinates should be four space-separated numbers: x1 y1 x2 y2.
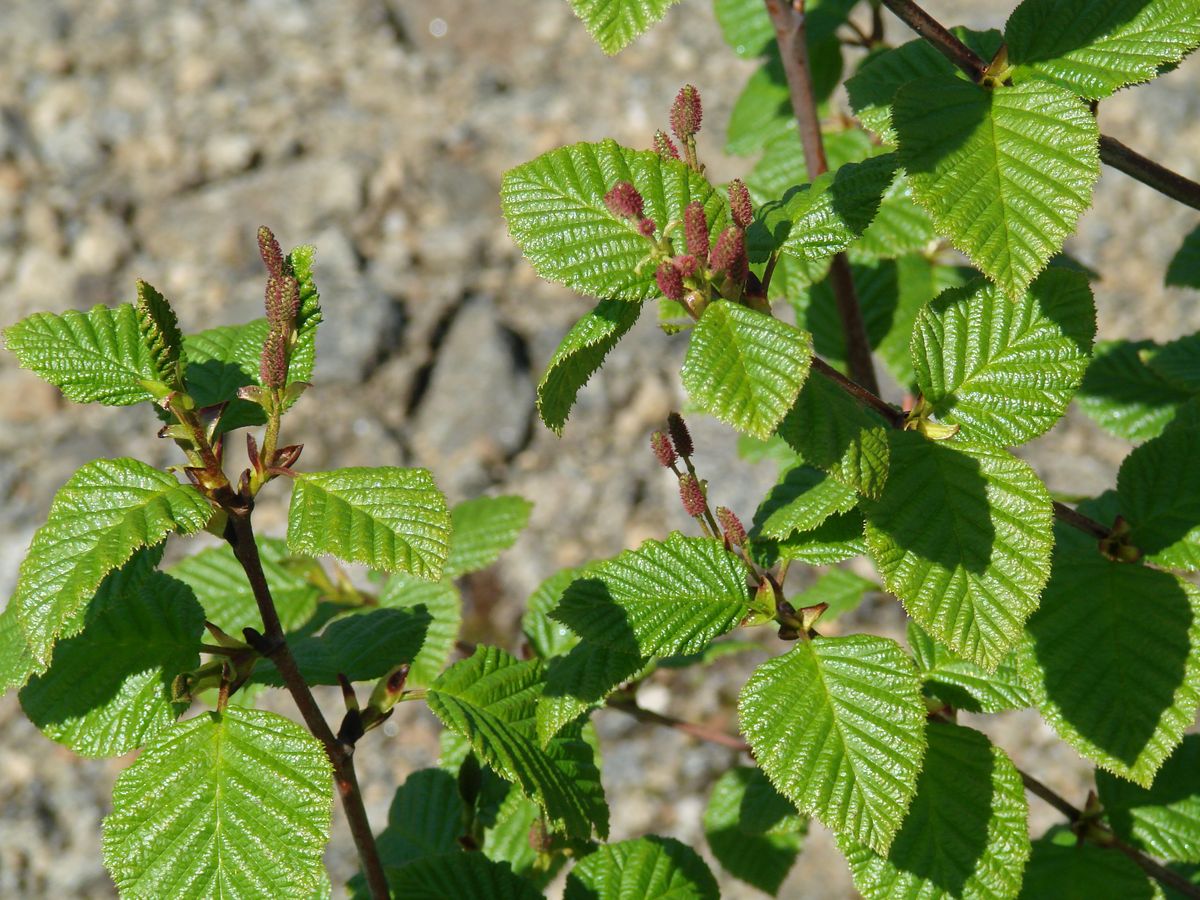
1051 500 1110 540
606 697 751 752
877 0 984 80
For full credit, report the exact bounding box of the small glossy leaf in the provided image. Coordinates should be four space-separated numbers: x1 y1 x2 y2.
863 433 1054 670
522 567 585 660
565 836 719 900
134 281 185 390
1018 827 1155 899
849 176 936 262
538 642 645 745
1167 225 1200 289
908 621 1032 714
287 467 450 580
752 464 859 540
682 302 812 439
102 707 332 898
378 573 461 687
751 509 868 568
445 496 533 578
739 634 926 852
704 766 806 895
1098 735 1200 864
566 0 680 54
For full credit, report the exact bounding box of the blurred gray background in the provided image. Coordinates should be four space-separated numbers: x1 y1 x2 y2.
0 0 1197 895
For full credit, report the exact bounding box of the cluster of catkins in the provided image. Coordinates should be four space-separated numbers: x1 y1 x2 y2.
256 226 301 390
603 85 758 319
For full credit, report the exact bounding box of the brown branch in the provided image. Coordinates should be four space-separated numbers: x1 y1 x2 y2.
877 0 984 80
765 0 880 394
225 511 390 900
1051 500 1110 540
606 697 751 752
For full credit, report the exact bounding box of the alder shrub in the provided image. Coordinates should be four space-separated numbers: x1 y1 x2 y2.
3 0 1200 897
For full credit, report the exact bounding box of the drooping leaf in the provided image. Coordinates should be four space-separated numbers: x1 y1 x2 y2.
789 567 878 623
750 509 868 567
863 432 1054 670
911 269 1096 446
894 76 1099 299
445 496 533 578
1018 535 1200 787
287 467 451 580
752 463 859 540
1167 225 1200 289
704 766 806 895
20 562 204 758
1005 0 1200 99
564 836 719 900
1018 827 1156 899
738 634 927 852
378 573 462 687
566 0 680 54
908 621 1032 715
102 707 332 898
1143 334 1200 392
550 532 751 658
1077 339 1195 441
1098 735 1200 865
538 641 646 745
682 302 812 440
538 298 643 434
840 722 1030 900
501 140 727 301
385 853 542 900
13 458 212 667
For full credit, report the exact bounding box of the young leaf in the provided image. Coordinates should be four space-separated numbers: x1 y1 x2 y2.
102 707 332 898
538 642 646 745
483 784 552 883
840 722 1030 900
789 567 878 622
134 281 185 391
0 603 36 695
564 836 719 900
378 573 462 687
776 372 891 498
443 496 533 579
20 565 204 758
550 532 751 658
384 853 542 900
565 0 680 55
13 458 212 667
1018 538 1200 787
682 302 813 440
4 304 170 406
538 298 643 434
907 621 1032 715
287 467 451 581
849 176 936 263
284 244 323 387
738 634 927 853
704 766 806 895
522 567 585 660
750 509 868 567
501 140 727 301
911 269 1096 446
863 433 1054 670
1005 0 1200 100
1077 339 1195 442
1167 225 1200 289
1018 827 1156 899
894 76 1099 299
752 463 859 540
1098 735 1200 865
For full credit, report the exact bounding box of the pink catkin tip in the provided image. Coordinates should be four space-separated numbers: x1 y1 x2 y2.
728 179 753 229
637 217 657 238
257 226 284 276
604 181 645 220
716 507 747 546
679 474 707 518
650 431 677 468
684 202 710 264
654 129 681 160
667 412 693 457
656 261 685 301
670 85 703 142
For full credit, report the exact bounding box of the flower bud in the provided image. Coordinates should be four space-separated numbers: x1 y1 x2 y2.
655 260 685 301
654 129 680 160
637 217 657 238
604 181 645 220
709 226 745 277
260 327 288 389
257 225 284 276
716 506 747 547
667 411 693 457
684 201 710 265
673 254 698 277
679 473 706 518
728 179 753 229
670 84 703 142
651 431 677 468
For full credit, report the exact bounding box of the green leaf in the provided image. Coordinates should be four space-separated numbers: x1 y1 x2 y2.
911 269 1096 446
378 573 461 687
167 538 320 634
538 642 646 745
714 0 854 58
550 532 751 658
1006 0 1200 99
1143 334 1200 392
385 853 542 900
444 496 533 579
482 785 556 885
565 836 719 900
745 128 876 207
738 634 927 853
776 371 892 498
501 140 727 301
538 298 643 434
849 176 937 263
704 766 806 895
790 567 878 622
1118 401 1200 569
1018 536 1200 786
13 458 212 667
1167 225 1200 289
285 244 323 387
373 769 463 871
1099 735 1200 864
565 0 680 54
522 567 585 660
894 76 1099 299
0 603 36 695
134 281 185 391
1077 339 1195 442
1018 827 1156 899
752 464 859 540
908 621 1032 714
841 722 1030 900
20 562 204 757
102 707 332 898
751 509 869 567
426 646 603 839
287 467 450 580
726 57 796 155
682 302 812 440
3 303 169 406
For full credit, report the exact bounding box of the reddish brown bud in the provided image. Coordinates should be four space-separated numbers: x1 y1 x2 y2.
673 254 698 277
679 473 706 518
667 411 693 457
654 129 681 160
260 327 288 389
638 217 657 238
716 506 748 546
684 201 710 265
651 431 677 468
257 225 284 276
670 84 703 142
728 179 753 229
604 181 644 220
709 226 745 276
656 261 685 301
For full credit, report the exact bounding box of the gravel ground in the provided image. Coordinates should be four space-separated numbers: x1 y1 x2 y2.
0 1 1198 896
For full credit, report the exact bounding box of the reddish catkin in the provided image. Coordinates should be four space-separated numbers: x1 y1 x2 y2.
728 179 753 229
716 506 747 547
257 225 284 276
637 217 657 238
673 254 698 277
679 474 706 518
655 261 685 301
709 226 744 276
684 201 710 265
670 84 703 142
259 327 288 389
603 181 645 220
667 411 693 457
654 129 681 160
650 431 677 468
